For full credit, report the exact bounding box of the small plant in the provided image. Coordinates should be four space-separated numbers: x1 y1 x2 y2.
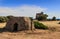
34 21 48 29
58 22 60 24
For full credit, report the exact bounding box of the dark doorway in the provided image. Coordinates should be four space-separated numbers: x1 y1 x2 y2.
13 23 18 32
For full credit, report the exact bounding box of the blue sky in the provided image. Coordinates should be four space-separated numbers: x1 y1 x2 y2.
0 0 60 18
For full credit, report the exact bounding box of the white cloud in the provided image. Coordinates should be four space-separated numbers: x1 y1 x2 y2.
0 5 47 18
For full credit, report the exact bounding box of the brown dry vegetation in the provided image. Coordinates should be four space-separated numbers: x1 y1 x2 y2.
40 21 60 31
40 21 60 27
0 21 60 39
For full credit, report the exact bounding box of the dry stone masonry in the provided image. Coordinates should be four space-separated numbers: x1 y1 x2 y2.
5 16 34 32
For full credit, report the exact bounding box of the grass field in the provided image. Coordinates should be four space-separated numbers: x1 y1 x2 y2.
0 21 60 39
40 21 60 27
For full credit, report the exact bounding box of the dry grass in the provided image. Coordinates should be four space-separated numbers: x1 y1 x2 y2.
0 23 6 28
40 21 60 31
0 21 60 39
0 29 60 39
40 21 60 27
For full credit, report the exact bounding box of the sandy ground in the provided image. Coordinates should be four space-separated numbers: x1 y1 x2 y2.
0 21 60 39
0 30 60 39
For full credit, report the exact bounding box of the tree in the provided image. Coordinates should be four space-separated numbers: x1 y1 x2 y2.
52 16 56 21
36 12 48 21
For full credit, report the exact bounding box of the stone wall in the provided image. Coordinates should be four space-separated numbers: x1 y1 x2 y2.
5 16 34 31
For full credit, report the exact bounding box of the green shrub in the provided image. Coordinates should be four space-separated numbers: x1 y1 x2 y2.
0 16 8 23
34 21 48 29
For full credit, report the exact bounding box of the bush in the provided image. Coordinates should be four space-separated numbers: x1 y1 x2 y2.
34 21 48 29
58 22 60 24
0 16 8 23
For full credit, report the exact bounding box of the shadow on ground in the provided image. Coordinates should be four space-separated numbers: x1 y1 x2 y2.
0 28 8 33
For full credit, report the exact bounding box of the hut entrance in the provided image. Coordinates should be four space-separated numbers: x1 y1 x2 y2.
13 23 18 32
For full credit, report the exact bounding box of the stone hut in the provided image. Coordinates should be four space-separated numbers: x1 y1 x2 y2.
5 16 34 32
